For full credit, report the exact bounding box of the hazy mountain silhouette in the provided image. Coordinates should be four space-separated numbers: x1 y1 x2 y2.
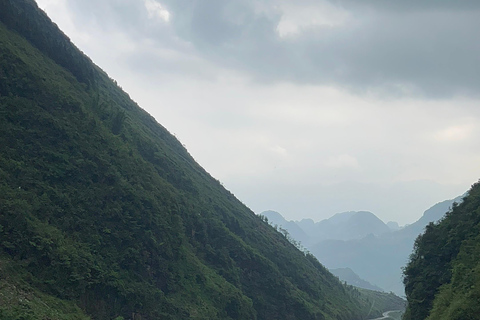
330 267 384 292
387 221 401 231
262 196 463 296
311 196 463 296
263 210 391 245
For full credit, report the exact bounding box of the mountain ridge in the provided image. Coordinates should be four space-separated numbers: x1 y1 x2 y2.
262 210 391 245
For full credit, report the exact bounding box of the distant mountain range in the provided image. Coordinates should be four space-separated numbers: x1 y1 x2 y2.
261 195 463 296
263 210 392 246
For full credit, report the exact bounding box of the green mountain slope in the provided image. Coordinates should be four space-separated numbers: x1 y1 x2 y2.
0 0 395 319
403 182 480 320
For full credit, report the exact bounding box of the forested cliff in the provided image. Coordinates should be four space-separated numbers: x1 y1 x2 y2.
0 0 402 319
403 181 480 320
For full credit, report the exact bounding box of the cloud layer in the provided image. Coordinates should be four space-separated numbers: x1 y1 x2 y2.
64 0 480 97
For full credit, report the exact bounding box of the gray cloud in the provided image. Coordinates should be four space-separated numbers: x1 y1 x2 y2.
331 0 480 13
63 0 480 97
301 10 480 96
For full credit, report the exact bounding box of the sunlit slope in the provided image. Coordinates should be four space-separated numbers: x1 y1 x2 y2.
403 182 480 320
0 0 385 319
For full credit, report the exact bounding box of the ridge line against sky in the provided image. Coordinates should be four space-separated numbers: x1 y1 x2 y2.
36 0 480 225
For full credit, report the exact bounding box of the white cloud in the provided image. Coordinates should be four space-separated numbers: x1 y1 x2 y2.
270 145 288 157
276 1 350 37
144 0 170 22
434 123 475 142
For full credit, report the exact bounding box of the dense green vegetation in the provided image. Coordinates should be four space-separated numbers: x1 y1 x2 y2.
403 181 480 320
0 254 90 320
0 0 404 318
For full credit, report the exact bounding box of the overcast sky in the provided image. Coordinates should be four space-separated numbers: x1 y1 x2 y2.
36 0 480 225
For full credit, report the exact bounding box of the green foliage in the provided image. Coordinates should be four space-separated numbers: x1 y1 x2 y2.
403 182 480 320
0 0 95 86
0 255 91 320
0 1 404 319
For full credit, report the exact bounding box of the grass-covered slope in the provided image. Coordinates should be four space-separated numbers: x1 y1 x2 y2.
0 0 393 319
403 181 480 320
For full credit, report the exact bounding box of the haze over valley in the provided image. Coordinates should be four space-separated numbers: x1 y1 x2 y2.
261 194 463 296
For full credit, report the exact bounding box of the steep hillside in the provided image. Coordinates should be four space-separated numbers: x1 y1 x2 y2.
0 0 388 319
403 182 480 320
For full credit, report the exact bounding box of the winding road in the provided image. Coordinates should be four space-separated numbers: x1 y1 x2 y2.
369 310 403 320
